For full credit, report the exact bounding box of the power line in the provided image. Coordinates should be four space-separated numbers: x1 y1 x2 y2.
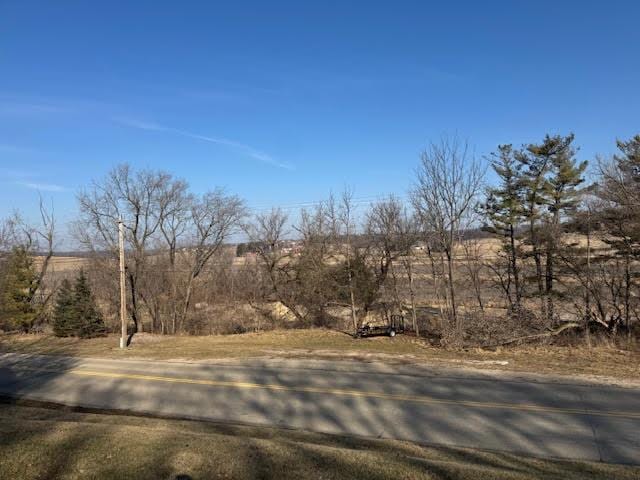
246 193 410 213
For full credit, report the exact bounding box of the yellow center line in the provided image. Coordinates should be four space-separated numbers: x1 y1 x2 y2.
10 366 640 419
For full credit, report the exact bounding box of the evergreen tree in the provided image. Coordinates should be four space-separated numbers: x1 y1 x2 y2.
516 139 553 317
615 134 640 177
516 134 585 324
483 144 525 307
543 135 587 321
0 246 37 331
594 134 640 332
72 269 106 338
52 279 76 337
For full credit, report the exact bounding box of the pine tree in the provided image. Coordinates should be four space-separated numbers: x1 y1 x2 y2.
516 134 585 324
52 279 75 337
516 139 553 318
543 135 587 322
483 144 525 307
615 134 640 177
0 246 37 332
72 269 106 338
594 134 640 333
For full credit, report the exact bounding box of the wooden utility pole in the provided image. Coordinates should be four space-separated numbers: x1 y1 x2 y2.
118 219 127 348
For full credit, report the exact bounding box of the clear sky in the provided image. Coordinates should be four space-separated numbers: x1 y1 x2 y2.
1 1 639 245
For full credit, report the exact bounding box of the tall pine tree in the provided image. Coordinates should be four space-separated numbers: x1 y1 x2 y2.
595 134 640 332
543 135 587 322
516 138 553 318
483 144 525 307
0 246 37 332
516 134 586 324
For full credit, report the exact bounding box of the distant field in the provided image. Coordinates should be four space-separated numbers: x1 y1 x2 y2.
0 402 637 480
35 234 615 272
35 255 91 272
1 329 638 381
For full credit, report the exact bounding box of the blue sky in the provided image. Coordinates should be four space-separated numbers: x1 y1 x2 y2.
1 1 639 245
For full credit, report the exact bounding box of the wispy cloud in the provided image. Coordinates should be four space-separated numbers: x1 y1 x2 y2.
171 129 290 169
15 181 68 192
0 94 293 169
1 167 68 192
114 116 293 170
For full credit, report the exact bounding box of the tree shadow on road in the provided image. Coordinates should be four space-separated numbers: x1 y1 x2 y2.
1 351 639 479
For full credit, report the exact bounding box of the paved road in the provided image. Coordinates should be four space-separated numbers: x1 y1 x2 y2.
1 352 639 465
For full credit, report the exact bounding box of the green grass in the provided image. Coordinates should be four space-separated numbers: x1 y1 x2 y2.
0 402 637 480
1 329 639 380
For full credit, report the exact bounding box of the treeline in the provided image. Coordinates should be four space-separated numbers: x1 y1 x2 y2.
1 134 639 347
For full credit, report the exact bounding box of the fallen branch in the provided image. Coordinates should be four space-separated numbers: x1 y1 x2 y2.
485 322 581 347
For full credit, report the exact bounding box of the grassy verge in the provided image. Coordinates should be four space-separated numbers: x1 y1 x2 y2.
1 329 639 381
0 402 637 480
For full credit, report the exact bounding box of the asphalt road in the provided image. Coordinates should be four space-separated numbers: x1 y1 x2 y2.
1 352 639 465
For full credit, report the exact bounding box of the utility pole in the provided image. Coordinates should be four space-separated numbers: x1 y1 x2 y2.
118 218 127 348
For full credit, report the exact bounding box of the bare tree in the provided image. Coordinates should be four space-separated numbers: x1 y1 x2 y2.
0 213 19 253
157 179 191 333
243 209 307 323
461 236 486 314
338 189 359 332
411 136 484 336
25 198 56 310
591 137 640 338
76 164 184 334
390 207 422 334
360 196 417 330
178 190 246 329
0 213 20 290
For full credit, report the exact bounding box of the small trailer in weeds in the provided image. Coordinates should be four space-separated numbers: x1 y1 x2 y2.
355 315 405 338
